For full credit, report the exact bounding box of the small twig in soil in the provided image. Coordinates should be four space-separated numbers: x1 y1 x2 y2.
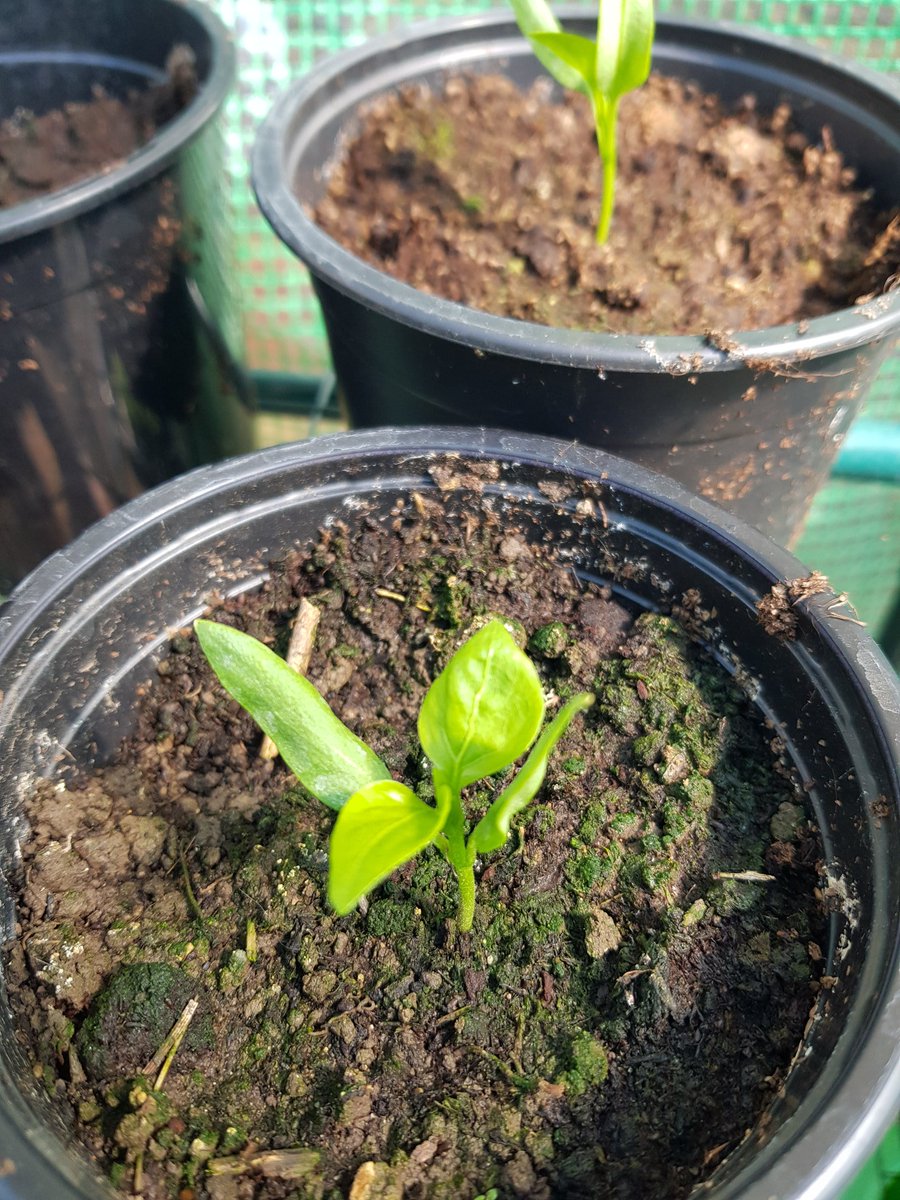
324 998 377 1029
863 213 900 268
512 1006 526 1075
260 598 321 759
434 1005 472 1029
208 1148 321 1179
540 971 555 1006
825 593 867 627
374 587 408 603
133 1150 144 1195
68 1044 86 1086
246 918 258 963
465 1044 533 1090
616 968 652 987
712 870 776 883
515 824 526 858
142 996 199 1086
179 844 204 923
374 586 431 613
703 1142 731 1167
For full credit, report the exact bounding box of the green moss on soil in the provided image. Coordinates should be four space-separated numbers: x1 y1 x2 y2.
76 963 212 1082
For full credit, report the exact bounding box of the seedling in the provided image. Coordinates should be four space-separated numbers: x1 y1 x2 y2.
510 0 655 242
195 617 593 932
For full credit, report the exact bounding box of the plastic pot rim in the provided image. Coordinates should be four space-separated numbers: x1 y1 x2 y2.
0 0 235 247
252 9 900 375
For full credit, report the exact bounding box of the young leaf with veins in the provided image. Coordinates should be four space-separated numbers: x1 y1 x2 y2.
195 617 593 933
510 0 655 242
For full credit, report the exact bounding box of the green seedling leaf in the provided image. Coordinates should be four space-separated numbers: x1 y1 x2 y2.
594 0 654 99
471 691 595 854
194 619 390 810
509 0 587 93
530 31 597 87
195 609 594 936
418 620 545 788
328 780 449 914
514 0 655 242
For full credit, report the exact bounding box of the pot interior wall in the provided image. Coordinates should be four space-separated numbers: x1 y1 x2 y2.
0 60 163 113
0 439 897 1199
0 0 215 82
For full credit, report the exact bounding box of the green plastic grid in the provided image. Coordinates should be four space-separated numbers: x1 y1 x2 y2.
795 475 900 640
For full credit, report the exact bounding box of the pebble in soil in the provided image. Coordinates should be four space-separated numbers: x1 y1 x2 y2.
5 492 825 1200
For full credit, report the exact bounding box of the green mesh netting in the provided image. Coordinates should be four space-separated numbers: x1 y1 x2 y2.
795 475 900 644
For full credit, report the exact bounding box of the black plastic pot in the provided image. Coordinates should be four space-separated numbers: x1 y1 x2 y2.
0 427 899 1200
252 11 900 548
0 0 248 594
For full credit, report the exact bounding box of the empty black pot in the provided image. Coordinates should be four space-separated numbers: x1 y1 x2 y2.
0 0 247 593
0 427 899 1199
253 11 900 547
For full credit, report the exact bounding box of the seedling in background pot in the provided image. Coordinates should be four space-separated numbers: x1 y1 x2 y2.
510 0 655 242
195 617 593 933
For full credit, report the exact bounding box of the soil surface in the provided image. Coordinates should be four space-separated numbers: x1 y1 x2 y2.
314 72 900 335
6 488 826 1200
0 47 197 209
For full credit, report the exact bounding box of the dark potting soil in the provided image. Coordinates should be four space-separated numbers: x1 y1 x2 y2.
314 72 900 336
6 484 827 1200
0 47 197 209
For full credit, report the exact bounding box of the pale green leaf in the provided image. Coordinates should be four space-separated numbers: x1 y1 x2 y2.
509 0 587 93
194 619 389 810
508 0 560 36
595 0 654 100
418 620 545 788
328 780 448 914
530 31 598 90
471 692 594 854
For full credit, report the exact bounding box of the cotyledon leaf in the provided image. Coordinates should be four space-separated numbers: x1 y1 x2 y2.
509 0 589 93
194 619 390 810
328 779 449 915
594 0 654 100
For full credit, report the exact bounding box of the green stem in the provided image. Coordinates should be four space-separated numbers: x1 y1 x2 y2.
453 844 476 934
435 770 476 933
594 99 619 245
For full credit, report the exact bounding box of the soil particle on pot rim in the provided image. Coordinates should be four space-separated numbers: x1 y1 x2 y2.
756 571 833 639
5 486 827 1200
